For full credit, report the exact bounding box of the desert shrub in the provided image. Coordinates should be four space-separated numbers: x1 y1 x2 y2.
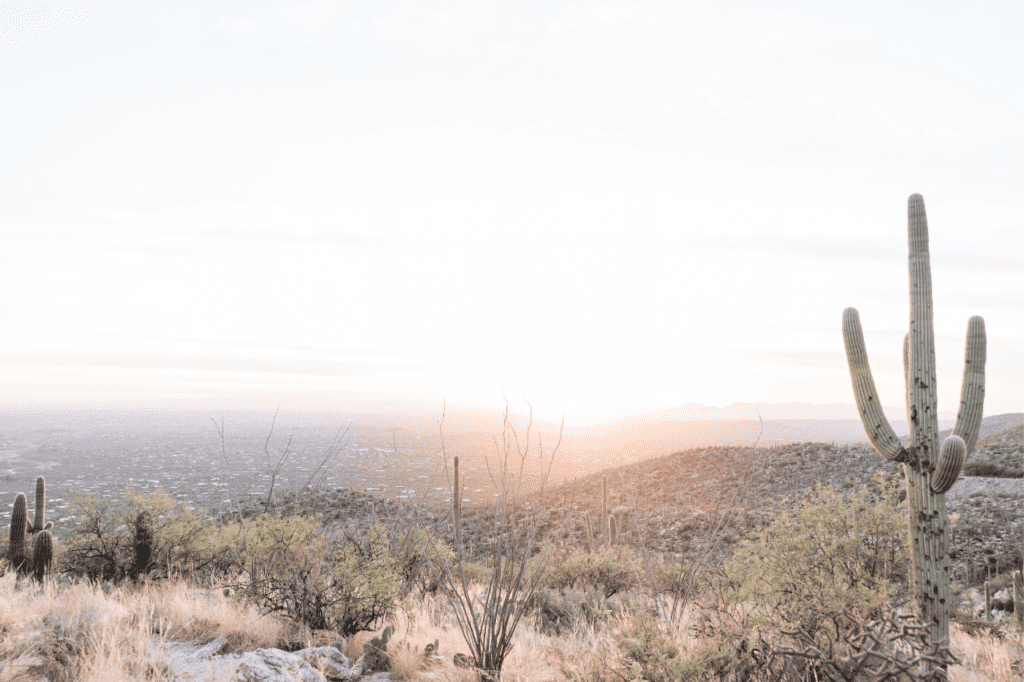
723 474 909 641
205 513 320 576
58 487 227 582
542 545 636 598
528 586 634 635
963 461 1022 478
614 612 731 682
385 524 460 597
244 522 401 635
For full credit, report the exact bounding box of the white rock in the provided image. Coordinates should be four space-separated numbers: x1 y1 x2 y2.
154 637 358 682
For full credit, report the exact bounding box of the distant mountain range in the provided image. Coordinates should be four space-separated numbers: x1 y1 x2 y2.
601 400 959 423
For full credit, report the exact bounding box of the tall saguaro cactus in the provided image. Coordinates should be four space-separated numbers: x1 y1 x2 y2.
842 193 986 646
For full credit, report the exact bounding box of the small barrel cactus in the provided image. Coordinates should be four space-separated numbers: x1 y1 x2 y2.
32 529 53 583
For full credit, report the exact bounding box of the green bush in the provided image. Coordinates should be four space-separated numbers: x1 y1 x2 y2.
245 522 401 635
723 474 909 640
528 587 631 635
208 513 320 576
542 545 635 598
58 487 228 582
615 613 704 682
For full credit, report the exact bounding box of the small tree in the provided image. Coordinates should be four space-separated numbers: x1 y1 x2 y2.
245 522 401 635
724 474 909 643
60 487 217 581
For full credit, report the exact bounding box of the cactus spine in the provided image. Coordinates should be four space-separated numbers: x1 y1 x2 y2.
32 530 52 583
842 193 986 646
9 493 29 574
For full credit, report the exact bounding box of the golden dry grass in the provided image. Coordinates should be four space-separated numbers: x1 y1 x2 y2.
0 572 288 682
0 571 1020 682
948 621 1024 682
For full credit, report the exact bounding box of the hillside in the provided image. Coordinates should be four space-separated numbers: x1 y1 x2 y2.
269 413 1022 588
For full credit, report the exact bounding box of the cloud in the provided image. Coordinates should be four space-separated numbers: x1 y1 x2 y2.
0 349 431 379
220 13 274 43
724 348 851 370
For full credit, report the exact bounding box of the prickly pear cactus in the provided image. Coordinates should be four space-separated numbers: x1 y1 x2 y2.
9 493 29 574
32 529 53 583
842 193 986 647
354 624 394 675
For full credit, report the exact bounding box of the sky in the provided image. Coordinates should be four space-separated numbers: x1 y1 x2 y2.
0 0 1021 426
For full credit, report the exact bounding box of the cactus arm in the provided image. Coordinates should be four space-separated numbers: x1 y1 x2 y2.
931 436 965 494
842 307 907 461
907 193 939 459
32 477 46 536
951 316 986 455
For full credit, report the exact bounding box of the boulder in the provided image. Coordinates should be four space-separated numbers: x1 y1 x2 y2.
155 635 362 682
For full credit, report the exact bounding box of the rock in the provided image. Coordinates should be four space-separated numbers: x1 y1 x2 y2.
299 647 356 680
155 637 360 682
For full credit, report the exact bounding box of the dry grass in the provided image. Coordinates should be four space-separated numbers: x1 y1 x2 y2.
1 570 1021 682
949 622 1024 682
0 572 288 682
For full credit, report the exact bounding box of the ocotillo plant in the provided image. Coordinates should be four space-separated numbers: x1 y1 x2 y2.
453 456 462 552
842 193 986 647
8 493 29 574
583 511 595 554
32 530 52 583
30 476 52 535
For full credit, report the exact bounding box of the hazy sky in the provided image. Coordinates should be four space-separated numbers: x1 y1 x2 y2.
1 1 1021 424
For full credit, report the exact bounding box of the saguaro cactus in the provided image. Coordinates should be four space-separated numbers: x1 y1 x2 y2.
32 530 53 583
29 476 52 535
601 476 608 541
1013 570 1023 631
8 493 29 574
842 193 986 646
